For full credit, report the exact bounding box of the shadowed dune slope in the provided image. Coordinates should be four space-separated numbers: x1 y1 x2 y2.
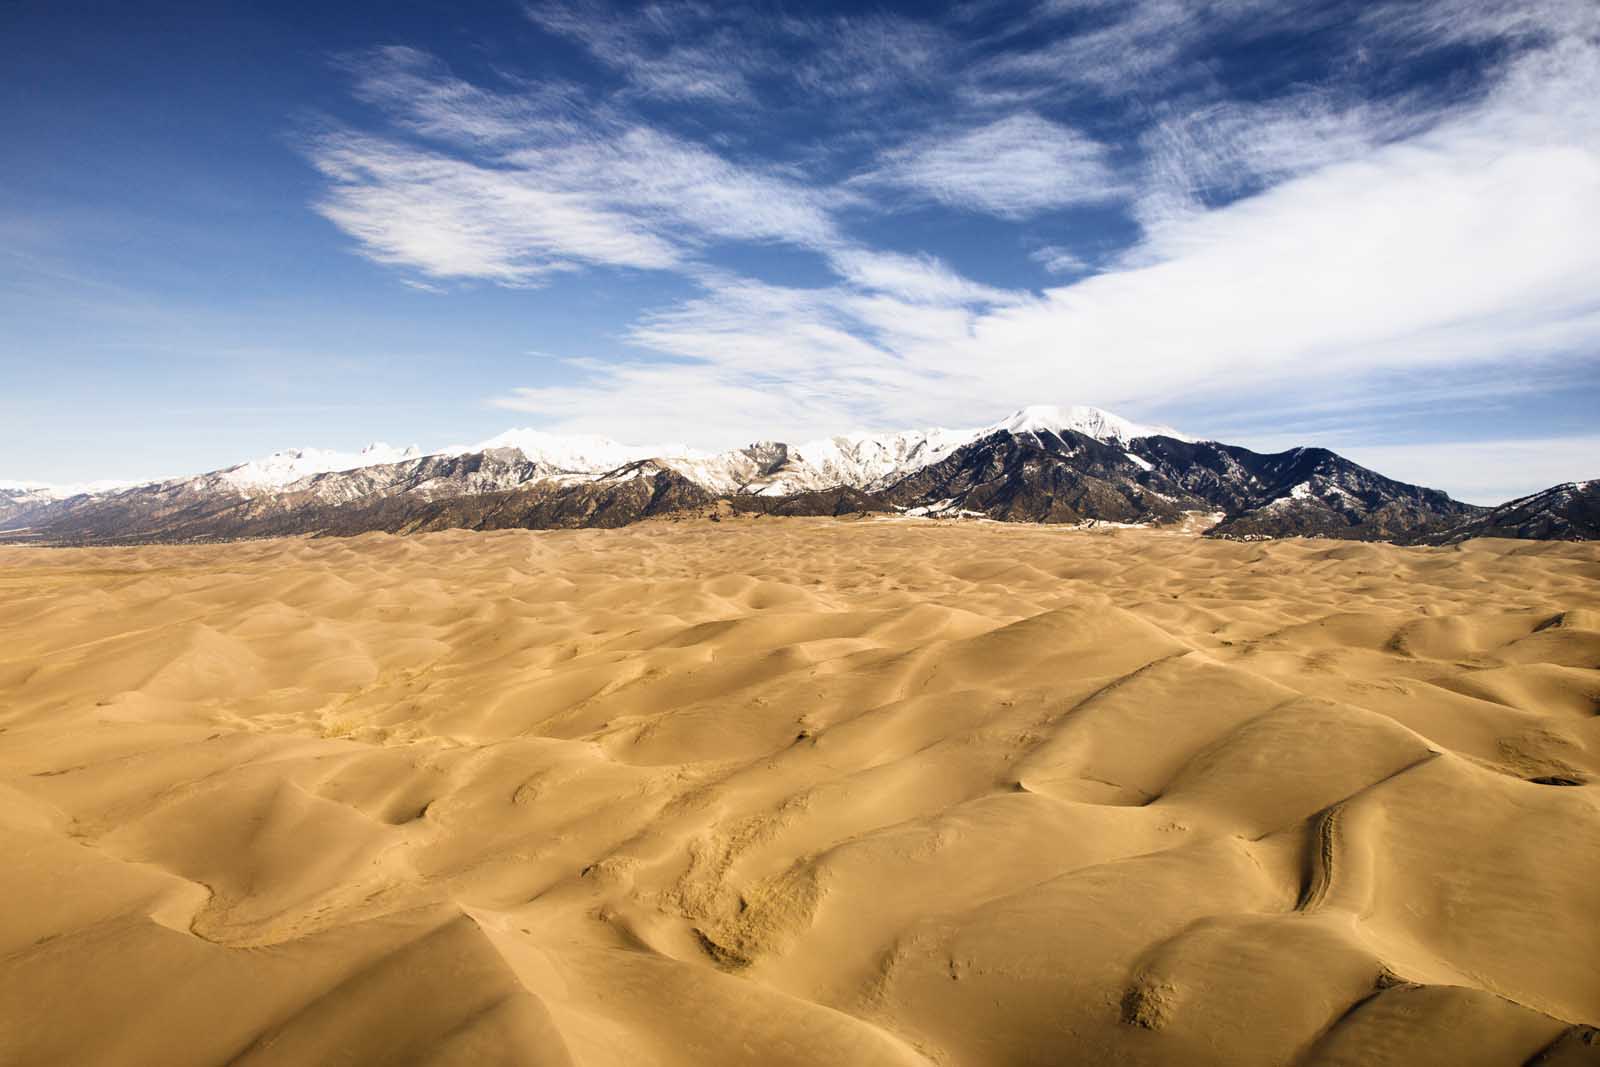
2 519 1598 1066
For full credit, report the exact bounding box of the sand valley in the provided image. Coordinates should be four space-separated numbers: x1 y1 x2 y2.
2 519 1598 1065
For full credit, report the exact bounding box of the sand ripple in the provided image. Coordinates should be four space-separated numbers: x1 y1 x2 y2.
2 520 1597 1065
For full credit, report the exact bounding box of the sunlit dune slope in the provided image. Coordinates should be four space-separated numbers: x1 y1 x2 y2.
2 519 1598 1066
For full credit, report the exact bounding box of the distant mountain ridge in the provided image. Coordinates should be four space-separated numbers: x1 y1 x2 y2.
2 406 1588 545
1422 480 1600 544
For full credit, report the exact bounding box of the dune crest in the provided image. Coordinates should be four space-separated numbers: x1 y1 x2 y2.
2 520 1597 1065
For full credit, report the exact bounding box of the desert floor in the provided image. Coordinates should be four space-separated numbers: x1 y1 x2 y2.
1 519 1598 1066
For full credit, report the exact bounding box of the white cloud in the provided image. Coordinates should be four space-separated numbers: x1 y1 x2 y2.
784 13 950 98
526 1 755 103
826 248 1022 305
1366 0 1600 53
502 127 844 249
625 276 892 380
340 46 587 147
486 37 1600 482
969 0 1595 113
308 52 849 283
861 113 1122 218
1029 245 1090 274
1134 88 1437 234
952 45 1600 409
981 0 1205 93
969 0 1329 103
490 272 991 445
524 2 954 106
310 133 681 282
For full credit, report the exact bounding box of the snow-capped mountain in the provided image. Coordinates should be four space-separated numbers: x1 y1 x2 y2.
458 406 1179 496
735 406 1191 493
454 429 701 476
0 478 143 502
4 405 1174 507
219 443 423 491
982 404 1191 446
0 479 149 529
7 404 1579 545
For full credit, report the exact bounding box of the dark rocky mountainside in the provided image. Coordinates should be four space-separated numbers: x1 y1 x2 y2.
878 429 1482 541
729 486 890 518
1129 438 1480 541
884 429 1192 524
0 449 543 543
1422 480 1600 544
4 461 712 543
391 462 716 534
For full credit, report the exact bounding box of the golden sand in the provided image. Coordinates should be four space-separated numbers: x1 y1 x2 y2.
2 519 1598 1065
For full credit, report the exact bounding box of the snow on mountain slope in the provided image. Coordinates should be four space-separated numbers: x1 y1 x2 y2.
774 427 972 493
744 407 1189 493
460 429 705 473
220 443 423 490
3 405 1192 505
0 479 144 502
7 405 1520 545
655 444 781 495
654 424 983 495
463 407 1187 493
984 405 1192 445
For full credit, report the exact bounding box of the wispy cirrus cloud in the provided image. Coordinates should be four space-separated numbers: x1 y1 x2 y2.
309 131 682 282
860 113 1122 218
487 35 1600 452
526 0 757 103
1365 0 1600 52
949 42 1600 408
963 0 1595 113
1134 89 1437 233
524 1 953 106
1028 245 1090 275
826 248 1022 306
492 272 984 443
784 14 950 98
307 48 852 283
339 45 588 147
965 0 1320 105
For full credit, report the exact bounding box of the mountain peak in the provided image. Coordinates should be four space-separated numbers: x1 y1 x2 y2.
220 442 423 490
467 428 706 472
984 405 1190 445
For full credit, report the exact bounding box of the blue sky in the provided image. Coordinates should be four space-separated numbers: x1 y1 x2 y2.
3 0 1597 502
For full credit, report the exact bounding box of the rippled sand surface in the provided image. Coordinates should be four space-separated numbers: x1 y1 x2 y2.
2 519 1598 1066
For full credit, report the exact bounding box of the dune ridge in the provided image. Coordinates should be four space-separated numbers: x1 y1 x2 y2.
2 519 1597 1065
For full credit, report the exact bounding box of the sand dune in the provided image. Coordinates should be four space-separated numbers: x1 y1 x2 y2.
1 519 1597 1065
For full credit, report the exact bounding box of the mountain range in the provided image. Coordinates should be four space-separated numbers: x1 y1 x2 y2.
2 406 1591 545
